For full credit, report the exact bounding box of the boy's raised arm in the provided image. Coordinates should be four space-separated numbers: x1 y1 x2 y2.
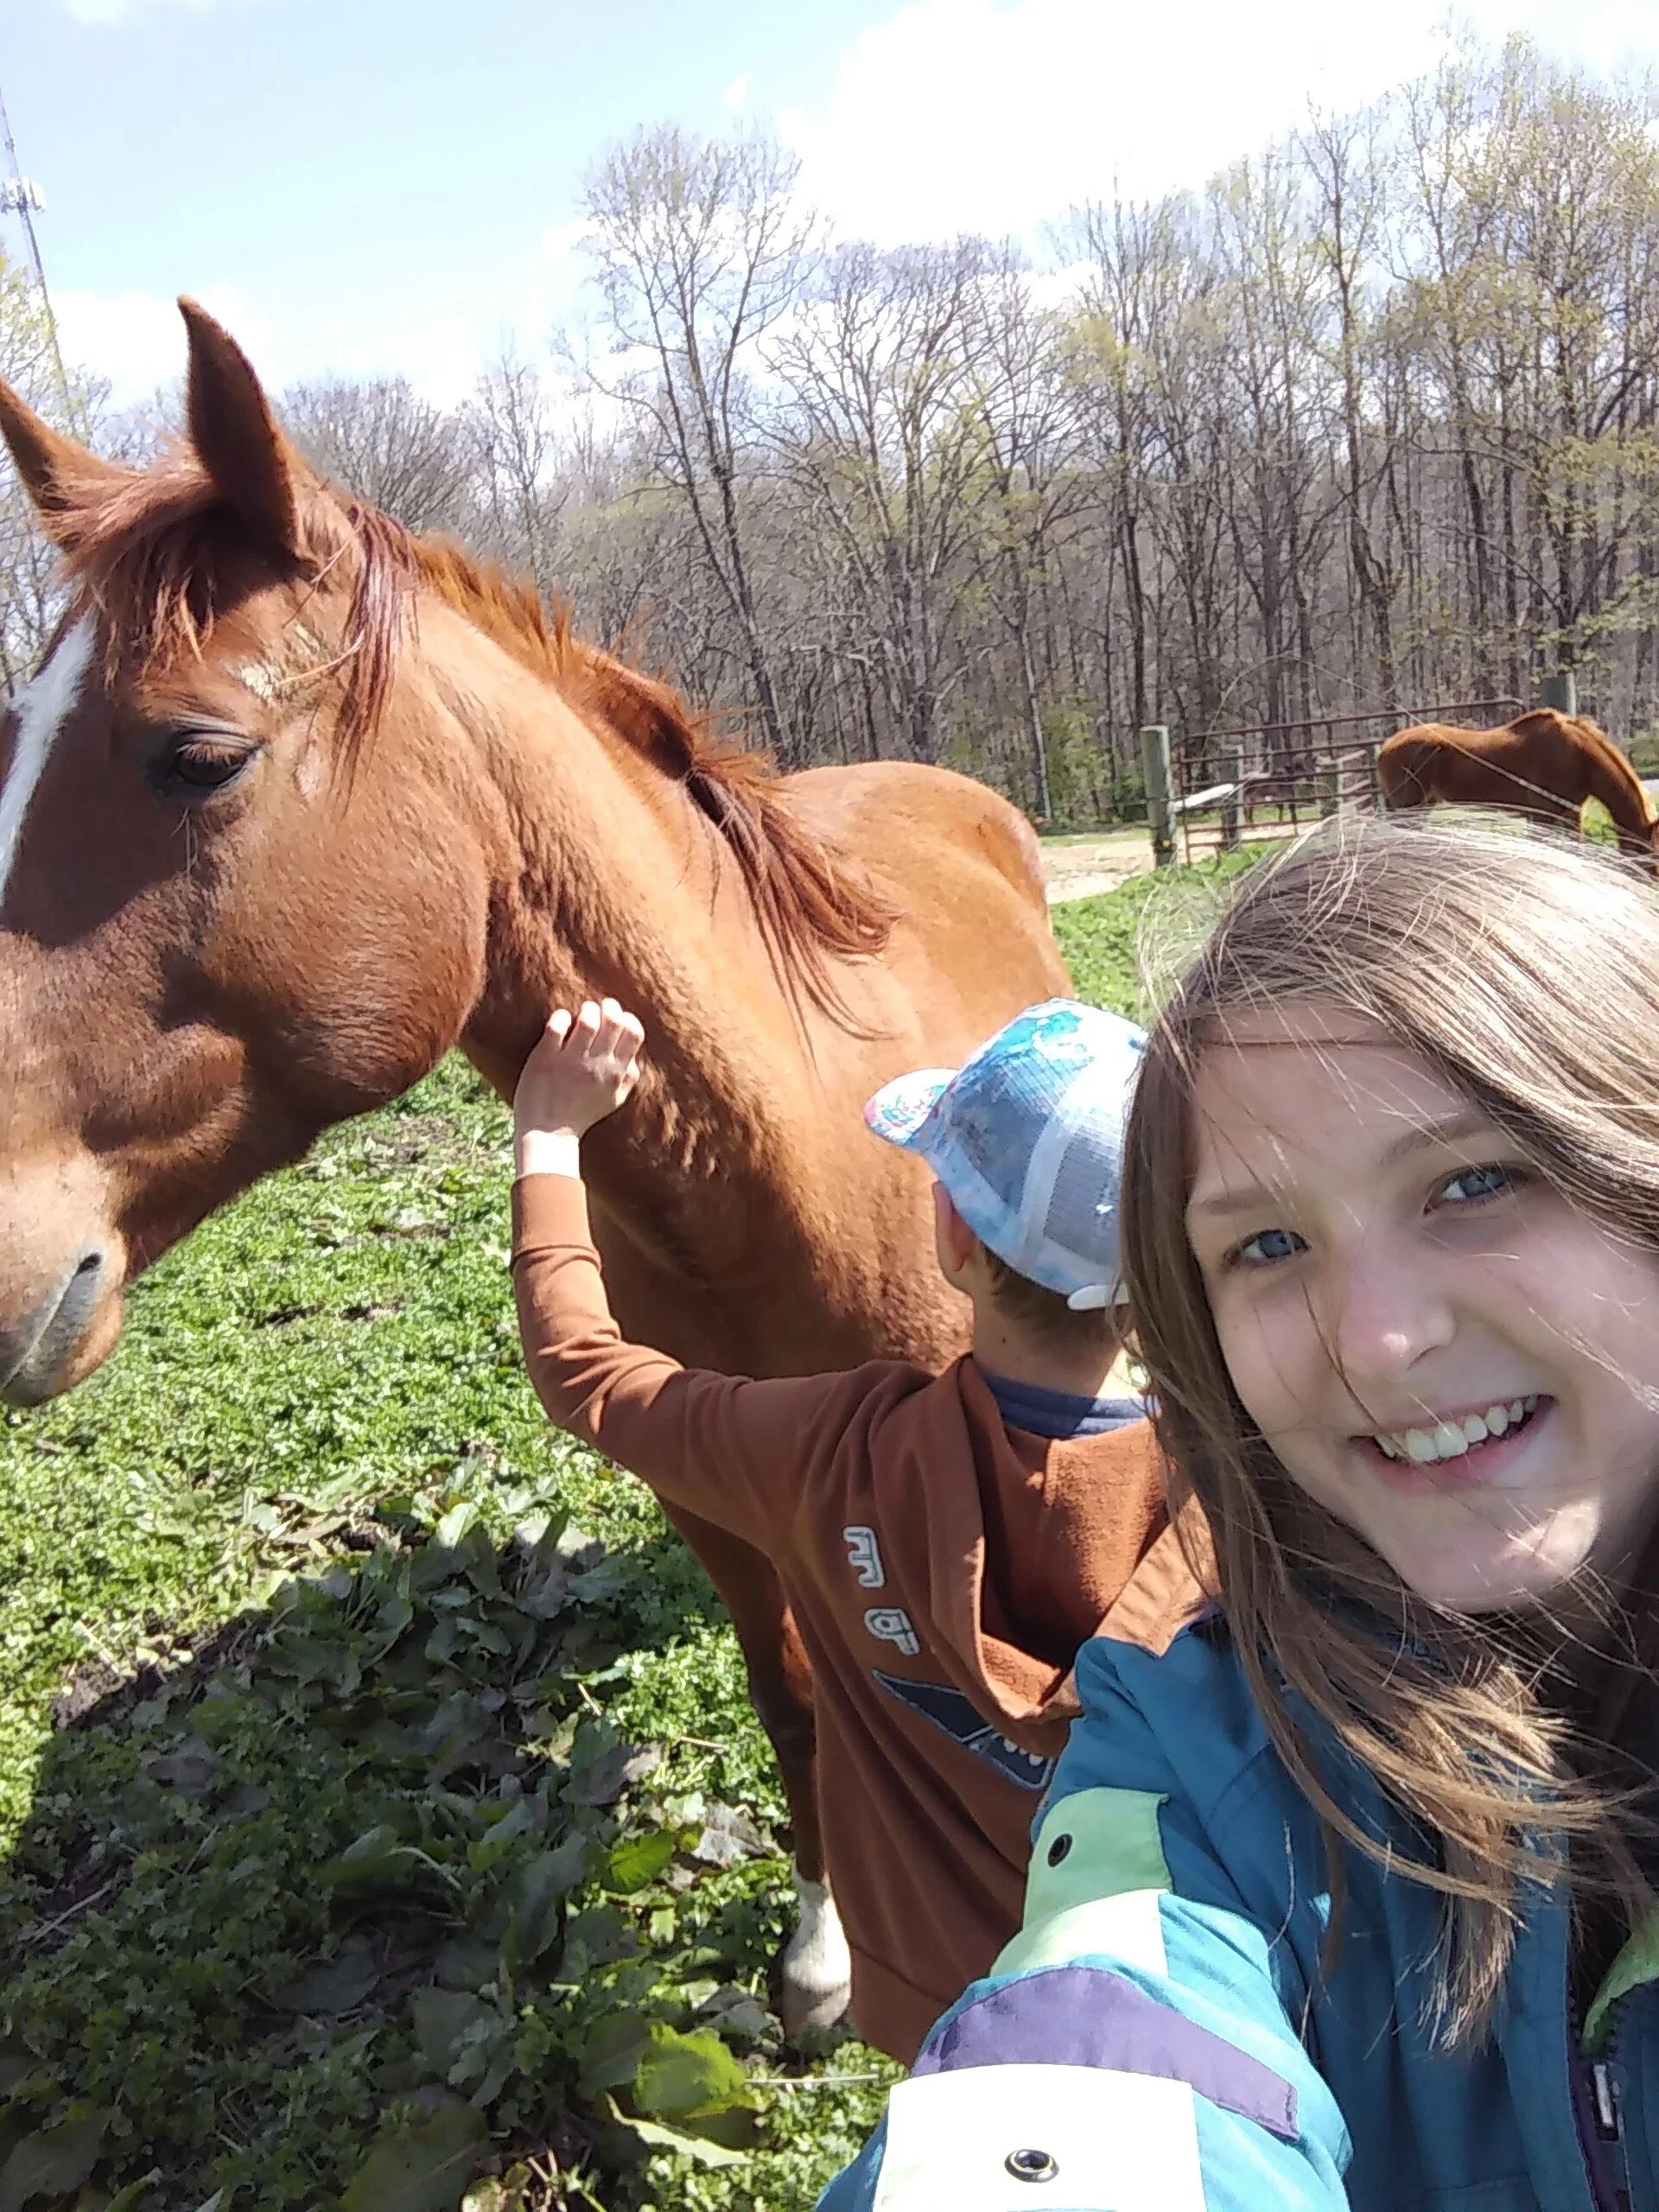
509 1001 880 1548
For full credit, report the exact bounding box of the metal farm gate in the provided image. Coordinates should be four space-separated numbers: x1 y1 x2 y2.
1158 699 1528 864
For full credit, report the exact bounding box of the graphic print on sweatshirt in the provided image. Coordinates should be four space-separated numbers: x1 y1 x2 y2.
871 1669 1056 1790
842 1523 887 1589
844 1525 922 1653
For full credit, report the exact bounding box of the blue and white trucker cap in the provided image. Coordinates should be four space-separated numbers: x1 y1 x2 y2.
863 999 1147 1310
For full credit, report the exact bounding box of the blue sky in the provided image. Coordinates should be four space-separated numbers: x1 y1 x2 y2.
9 0 1659 408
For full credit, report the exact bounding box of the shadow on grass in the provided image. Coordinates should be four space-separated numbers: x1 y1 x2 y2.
0 1504 839 2212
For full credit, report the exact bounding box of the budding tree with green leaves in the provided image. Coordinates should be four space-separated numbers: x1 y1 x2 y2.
0 251 106 694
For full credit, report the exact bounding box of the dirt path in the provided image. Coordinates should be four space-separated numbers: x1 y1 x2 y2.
1039 830 1155 903
1040 813 1392 902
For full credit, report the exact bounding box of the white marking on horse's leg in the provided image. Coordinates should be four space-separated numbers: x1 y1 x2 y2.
781 1861 853 2036
0 616 94 903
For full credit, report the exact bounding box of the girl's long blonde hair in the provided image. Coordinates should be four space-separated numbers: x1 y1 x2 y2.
1120 813 1659 2043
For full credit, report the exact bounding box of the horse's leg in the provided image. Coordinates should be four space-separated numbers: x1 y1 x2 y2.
655 1503 852 2034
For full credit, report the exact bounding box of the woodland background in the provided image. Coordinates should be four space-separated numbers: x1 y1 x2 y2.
6 38 1659 821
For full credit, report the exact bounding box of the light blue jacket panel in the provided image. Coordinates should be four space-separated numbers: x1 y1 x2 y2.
817 1615 1637 2212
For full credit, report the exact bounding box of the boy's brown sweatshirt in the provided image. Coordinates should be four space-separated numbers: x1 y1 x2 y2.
511 1173 1175 2063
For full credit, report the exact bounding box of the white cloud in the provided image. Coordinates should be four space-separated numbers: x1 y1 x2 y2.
55 284 272 407
783 0 1659 247
721 72 753 111
54 259 590 416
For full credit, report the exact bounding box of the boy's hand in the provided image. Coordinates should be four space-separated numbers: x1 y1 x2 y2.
514 999 645 1179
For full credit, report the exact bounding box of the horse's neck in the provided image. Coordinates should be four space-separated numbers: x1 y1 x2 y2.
1579 728 1652 834
440 629 793 1228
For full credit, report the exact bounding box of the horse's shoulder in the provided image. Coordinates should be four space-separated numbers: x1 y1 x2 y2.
783 761 1053 936
785 760 1034 855
1508 709 1568 743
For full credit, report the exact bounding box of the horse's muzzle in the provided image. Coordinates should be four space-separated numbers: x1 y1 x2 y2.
0 1247 118 1406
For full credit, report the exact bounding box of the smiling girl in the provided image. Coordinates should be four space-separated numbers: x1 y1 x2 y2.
818 815 1659 2212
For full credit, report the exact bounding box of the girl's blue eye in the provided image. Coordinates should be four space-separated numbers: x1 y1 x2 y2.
1235 1227 1306 1266
1439 1164 1513 1205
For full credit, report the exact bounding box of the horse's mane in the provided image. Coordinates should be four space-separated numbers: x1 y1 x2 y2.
1568 713 1655 824
1500 709 1655 826
53 448 896 1017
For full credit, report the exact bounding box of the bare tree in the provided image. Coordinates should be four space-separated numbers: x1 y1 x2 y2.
1072 198 1185 736
771 238 995 765
581 124 813 760
1301 110 1403 699
465 350 571 601
280 377 475 534
965 251 1089 816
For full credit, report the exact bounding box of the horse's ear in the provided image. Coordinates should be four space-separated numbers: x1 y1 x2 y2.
180 297 304 561
0 382 128 543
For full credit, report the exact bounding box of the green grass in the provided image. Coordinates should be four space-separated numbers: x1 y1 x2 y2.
1050 845 1262 1014
0 856 1260 2212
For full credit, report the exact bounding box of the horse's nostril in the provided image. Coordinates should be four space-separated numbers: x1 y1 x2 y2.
0 1247 113 1406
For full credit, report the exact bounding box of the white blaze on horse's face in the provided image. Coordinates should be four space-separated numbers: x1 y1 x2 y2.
0 306 510 1413
0 615 93 906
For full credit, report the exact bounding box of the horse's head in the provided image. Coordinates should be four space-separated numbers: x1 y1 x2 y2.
0 303 493 1403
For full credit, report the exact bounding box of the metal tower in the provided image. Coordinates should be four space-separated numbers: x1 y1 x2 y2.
0 74 74 422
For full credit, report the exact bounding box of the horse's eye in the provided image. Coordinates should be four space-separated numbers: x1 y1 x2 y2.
152 731 257 798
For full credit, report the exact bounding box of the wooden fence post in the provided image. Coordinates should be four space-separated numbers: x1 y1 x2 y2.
1221 750 1243 850
1364 741 1382 811
1540 671 1578 718
1141 725 1174 868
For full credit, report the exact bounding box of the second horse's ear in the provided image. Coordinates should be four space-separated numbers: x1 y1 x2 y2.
180 296 305 562
0 382 130 545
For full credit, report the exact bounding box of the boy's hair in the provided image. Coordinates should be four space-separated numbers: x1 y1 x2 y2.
980 1243 1122 1355
1120 812 1659 2045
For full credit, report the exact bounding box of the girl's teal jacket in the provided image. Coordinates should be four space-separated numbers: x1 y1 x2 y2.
816 1551 1659 2212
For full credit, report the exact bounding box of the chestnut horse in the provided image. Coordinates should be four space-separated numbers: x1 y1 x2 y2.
0 304 1069 2032
1377 709 1659 867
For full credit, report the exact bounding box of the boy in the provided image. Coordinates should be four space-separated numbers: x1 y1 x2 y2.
511 994 1179 2063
